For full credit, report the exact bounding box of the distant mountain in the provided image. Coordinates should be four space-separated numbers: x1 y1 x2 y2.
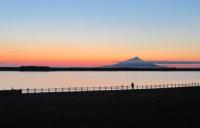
104 57 161 68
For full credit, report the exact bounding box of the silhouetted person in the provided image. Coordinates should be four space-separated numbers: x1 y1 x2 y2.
131 82 134 89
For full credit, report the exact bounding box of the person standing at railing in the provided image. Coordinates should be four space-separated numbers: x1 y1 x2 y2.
131 82 135 90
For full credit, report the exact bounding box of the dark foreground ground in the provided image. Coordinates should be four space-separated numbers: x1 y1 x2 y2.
0 87 200 128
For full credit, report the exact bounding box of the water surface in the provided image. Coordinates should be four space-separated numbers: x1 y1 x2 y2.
0 71 199 89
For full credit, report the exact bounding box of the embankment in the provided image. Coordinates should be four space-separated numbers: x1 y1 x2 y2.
0 87 200 128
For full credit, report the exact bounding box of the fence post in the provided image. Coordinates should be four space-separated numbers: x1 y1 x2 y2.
41 88 43 93
27 88 29 94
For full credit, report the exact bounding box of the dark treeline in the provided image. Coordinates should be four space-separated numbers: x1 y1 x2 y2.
0 66 200 71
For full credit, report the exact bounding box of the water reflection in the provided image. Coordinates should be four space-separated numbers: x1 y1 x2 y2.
0 71 199 89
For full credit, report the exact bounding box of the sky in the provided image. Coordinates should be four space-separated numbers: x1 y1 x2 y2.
0 0 200 67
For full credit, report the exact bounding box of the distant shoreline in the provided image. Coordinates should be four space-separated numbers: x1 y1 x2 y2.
0 66 200 71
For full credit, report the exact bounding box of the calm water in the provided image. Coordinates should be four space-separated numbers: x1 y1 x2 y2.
0 71 199 89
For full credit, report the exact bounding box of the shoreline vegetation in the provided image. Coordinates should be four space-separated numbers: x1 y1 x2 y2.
0 86 200 128
0 66 200 71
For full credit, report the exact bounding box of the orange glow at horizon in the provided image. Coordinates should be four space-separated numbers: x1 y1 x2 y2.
1 43 200 67
1 53 200 67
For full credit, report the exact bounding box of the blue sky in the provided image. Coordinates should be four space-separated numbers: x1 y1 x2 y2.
0 0 200 66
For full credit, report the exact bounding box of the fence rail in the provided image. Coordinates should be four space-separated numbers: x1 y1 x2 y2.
14 82 200 94
1 83 199 94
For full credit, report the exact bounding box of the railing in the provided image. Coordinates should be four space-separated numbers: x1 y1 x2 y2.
18 82 200 94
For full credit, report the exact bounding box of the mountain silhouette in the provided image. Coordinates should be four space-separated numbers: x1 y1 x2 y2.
127 56 143 62
105 56 161 68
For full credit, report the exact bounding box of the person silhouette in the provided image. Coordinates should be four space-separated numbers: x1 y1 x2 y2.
131 82 134 89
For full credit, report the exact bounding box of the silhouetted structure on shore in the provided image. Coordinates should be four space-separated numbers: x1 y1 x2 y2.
1 82 199 94
0 89 22 96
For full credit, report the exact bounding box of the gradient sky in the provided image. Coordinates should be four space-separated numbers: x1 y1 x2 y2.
0 0 200 67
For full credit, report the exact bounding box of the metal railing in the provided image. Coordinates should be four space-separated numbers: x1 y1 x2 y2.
18 82 200 94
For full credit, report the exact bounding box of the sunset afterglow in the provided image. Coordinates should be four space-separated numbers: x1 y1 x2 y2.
0 0 200 67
